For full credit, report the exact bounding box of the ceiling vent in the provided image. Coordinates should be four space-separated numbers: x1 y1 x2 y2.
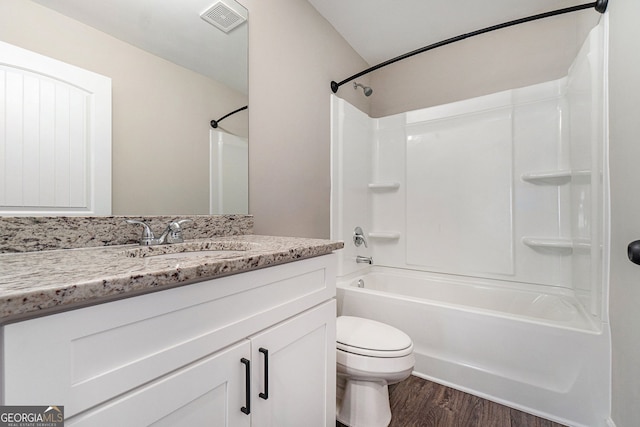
200 1 247 34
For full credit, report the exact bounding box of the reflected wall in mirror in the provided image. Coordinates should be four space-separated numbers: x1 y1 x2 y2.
0 0 248 215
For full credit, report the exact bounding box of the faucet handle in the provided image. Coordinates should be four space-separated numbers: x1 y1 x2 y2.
166 219 192 244
170 219 192 229
353 226 368 248
125 220 156 246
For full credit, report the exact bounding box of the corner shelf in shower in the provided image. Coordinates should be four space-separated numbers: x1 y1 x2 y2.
368 182 400 190
521 169 590 185
522 237 591 252
368 231 401 240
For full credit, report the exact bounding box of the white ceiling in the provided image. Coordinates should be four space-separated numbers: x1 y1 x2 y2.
31 0 248 94
307 0 597 65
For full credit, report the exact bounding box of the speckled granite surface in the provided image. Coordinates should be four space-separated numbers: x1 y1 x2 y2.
0 235 343 323
0 215 254 253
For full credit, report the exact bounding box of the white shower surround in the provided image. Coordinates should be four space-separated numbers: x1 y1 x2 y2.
331 17 610 427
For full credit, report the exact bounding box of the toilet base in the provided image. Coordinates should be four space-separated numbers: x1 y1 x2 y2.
336 379 391 427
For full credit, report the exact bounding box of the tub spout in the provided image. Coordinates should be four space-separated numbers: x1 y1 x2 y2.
356 255 373 264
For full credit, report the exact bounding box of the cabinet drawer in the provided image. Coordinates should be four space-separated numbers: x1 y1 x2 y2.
2 254 336 417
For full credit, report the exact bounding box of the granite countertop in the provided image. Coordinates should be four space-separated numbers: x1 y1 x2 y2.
0 235 343 324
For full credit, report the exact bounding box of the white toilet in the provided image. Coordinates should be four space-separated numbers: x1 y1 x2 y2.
336 316 415 427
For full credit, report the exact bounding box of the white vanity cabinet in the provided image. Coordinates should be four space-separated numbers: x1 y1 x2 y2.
1 254 337 427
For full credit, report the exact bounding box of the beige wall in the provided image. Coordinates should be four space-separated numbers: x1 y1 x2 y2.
369 11 600 117
0 0 247 216
241 0 369 238
608 0 640 424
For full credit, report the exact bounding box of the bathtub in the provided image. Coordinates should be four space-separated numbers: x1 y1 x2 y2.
336 267 610 427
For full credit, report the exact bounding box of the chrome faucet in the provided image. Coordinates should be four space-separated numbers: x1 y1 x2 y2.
353 226 368 248
356 255 373 264
126 219 192 246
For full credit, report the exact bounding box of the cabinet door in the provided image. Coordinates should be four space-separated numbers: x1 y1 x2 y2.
66 340 252 427
250 300 336 427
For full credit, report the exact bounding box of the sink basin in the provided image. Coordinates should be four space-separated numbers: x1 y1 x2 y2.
124 240 257 259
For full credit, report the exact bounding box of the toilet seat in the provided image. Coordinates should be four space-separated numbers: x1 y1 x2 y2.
337 316 413 358
337 342 413 358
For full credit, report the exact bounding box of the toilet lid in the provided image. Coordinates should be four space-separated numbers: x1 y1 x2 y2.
337 316 413 358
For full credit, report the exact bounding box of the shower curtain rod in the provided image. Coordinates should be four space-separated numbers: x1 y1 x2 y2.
210 105 248 128
330 0 608 94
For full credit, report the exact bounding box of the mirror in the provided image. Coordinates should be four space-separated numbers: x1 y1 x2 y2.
7 0 248 215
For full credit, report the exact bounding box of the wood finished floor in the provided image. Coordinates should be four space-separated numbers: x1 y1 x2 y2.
337 375 567 427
